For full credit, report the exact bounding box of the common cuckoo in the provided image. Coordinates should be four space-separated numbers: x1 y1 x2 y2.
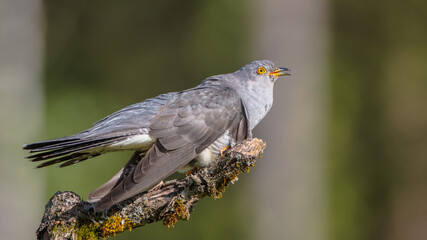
23 60 290 211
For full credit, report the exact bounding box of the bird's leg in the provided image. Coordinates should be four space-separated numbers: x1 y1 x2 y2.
185 166 199 176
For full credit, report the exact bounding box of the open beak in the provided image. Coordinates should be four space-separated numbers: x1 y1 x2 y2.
269 67 291 77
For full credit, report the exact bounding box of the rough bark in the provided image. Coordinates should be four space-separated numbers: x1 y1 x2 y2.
36 138 265 239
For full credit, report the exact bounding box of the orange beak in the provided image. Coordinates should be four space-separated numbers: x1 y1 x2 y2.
269 67 291 77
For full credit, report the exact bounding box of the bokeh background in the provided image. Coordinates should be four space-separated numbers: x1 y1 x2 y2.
1 0 427 239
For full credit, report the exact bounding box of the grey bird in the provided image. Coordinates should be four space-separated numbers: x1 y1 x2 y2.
23 60 290 211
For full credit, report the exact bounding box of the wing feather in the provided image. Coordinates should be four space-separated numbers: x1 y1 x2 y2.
94 84 249 211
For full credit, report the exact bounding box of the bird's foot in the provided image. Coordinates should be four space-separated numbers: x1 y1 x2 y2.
185 166 199 176
220 146 229 156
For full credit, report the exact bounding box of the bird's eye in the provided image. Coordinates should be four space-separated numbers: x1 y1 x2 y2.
256 67 267 75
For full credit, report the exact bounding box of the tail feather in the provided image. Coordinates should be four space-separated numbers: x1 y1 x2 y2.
57 153 101 168
27 137 119 161
23 138 78 151
35 152 82 168
25 139 85 153
25 135 127 168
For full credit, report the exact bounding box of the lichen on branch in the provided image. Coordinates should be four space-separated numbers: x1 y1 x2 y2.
36 138 266 240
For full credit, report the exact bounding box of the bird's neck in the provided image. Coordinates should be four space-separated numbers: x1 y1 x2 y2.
240 83 274 131
205 75 274 131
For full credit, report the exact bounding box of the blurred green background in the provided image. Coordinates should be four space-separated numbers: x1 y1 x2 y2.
1 0 427 239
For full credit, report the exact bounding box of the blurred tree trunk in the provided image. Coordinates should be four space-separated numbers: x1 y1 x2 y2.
329 1 427 240
0 0 45 239
251 0 329 239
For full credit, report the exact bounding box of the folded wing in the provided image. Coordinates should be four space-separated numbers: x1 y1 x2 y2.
94 84 249 210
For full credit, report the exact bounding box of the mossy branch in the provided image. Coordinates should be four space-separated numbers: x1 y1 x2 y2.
36 138 266 240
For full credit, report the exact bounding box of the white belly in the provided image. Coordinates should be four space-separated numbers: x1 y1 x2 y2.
177 131 234 173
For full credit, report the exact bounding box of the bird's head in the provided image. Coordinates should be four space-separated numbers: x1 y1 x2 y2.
234 60 290 85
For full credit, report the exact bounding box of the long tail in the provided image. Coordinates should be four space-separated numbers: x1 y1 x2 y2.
23 135 126 168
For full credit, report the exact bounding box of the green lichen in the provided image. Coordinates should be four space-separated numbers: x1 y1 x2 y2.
210 159 255 199
99 214 134 238
51 224 74 238
76 223 99 240
214 178 227 199
69 214 135 239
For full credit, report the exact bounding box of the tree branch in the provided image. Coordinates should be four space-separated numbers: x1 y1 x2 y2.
36 138 266 239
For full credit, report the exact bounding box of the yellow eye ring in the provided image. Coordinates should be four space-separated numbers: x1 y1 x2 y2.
257 67 267 75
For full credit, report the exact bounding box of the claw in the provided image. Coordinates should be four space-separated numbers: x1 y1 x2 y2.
220 146 229 156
